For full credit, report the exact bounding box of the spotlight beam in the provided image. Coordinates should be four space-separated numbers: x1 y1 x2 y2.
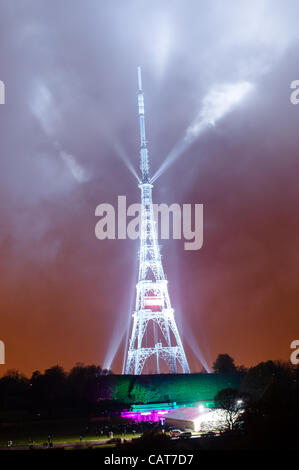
114 142 140 183
152 81 254 182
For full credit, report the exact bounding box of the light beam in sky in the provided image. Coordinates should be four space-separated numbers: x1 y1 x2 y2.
149 11 174 78
114 142 141 183
103 247 139 372
151 81 254 182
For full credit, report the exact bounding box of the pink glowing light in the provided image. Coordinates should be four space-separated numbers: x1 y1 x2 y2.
121 408 173 422
144 297 163 306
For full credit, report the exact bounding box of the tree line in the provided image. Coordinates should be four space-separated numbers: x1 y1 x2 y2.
0 364 112 417
0 353 298 446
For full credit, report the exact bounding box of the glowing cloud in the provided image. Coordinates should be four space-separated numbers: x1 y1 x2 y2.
152 81 254 182
187 81 254 137
59 150 90 183
31 81 59 135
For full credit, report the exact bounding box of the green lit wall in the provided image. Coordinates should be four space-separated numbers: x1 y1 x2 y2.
101 373 243 406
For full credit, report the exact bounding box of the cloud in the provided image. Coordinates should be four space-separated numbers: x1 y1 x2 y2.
188 81 254 134
31 80 60 135
152 81 254 181
59 150 90 183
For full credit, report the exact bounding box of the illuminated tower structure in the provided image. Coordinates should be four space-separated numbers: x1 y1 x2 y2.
125 68 190 375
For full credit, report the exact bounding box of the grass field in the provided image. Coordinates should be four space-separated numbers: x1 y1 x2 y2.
0 433 138 447
0 418 137 447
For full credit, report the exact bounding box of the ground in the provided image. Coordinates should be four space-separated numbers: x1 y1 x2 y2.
0 416 138 447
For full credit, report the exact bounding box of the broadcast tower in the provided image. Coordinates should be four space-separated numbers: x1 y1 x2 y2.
125 68 190 375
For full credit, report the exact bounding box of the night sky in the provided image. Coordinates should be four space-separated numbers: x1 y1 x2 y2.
0 0 298 376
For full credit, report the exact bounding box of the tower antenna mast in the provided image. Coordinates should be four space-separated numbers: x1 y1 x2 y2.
137 66 150 183
125 67 190 375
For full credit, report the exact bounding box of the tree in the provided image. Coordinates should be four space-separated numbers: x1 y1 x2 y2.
0 370 29 410
30 365 67 413
212 354 237 374
215 388 244 431
241 360 292 399
241 362 299 449
68 363 104 406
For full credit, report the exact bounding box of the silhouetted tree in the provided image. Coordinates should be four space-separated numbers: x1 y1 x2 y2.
30 365 67 414
0 363 114 417
212 354 237 374
0 370 29 410
68 363 102 406
241 360 291 399
241 362 299 449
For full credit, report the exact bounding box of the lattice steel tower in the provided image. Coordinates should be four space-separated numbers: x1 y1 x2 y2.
125 68 190 375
